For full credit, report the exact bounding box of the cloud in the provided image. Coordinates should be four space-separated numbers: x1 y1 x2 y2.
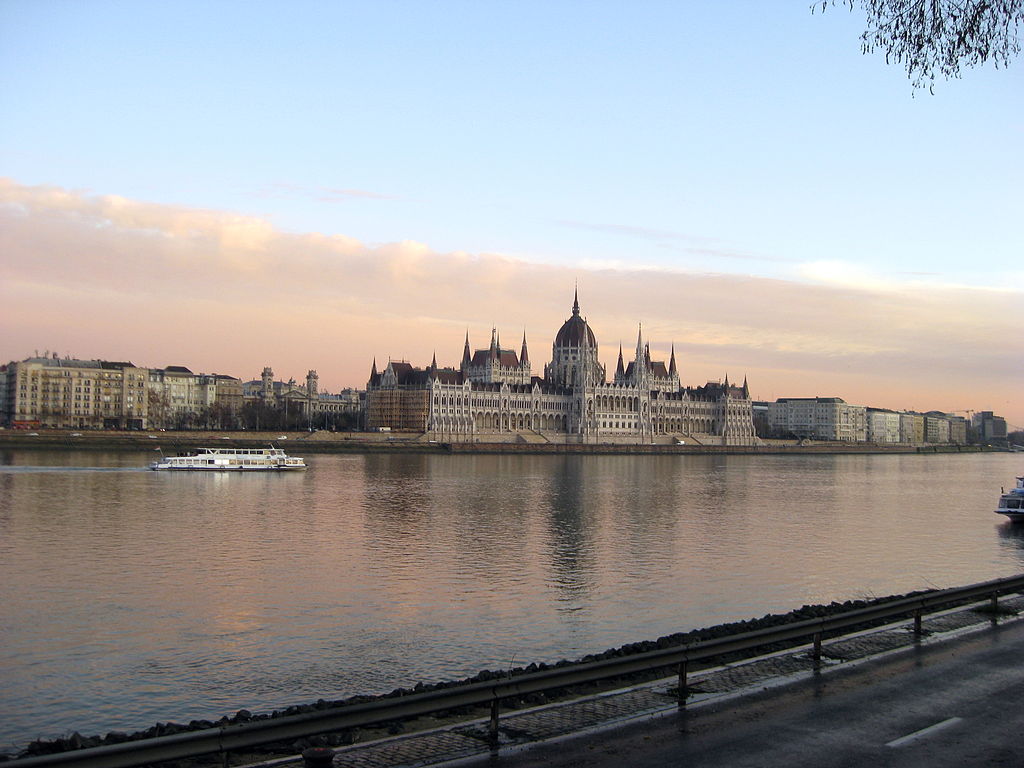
1 179 1021 425
555 219 713 243
796 259 1015 295
261 182 396 202
556 219 795 264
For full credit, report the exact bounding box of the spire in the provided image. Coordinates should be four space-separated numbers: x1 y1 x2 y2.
462 331 471 369
616 343 625 377
371 357 378 377
635 323 643 359
669 343 677 376
742 374 749 399
644 342 651 369
489 327 498 361
520 331 529 365
430 351 437 372
572 286 580 317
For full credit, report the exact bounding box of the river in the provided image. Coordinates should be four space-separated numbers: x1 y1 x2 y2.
0 449 1021 750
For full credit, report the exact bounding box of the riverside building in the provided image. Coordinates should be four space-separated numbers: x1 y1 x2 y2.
366 292 758 445
243 367 363 427
768 399 966 445
147 367 245 430
866 408 902 443
2 355 149 429
767 397 867 442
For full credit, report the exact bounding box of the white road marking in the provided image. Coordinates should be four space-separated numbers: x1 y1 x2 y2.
886 717 964 748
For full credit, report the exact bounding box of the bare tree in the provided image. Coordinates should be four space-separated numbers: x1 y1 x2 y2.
816 0 1023 90
147 389 171 430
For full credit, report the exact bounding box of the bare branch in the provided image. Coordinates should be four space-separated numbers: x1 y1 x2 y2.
816 0 1023 89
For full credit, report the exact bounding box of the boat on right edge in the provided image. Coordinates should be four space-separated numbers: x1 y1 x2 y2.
995 476 1024 522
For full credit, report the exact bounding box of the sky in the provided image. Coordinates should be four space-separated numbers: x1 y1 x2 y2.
1 1 1021 427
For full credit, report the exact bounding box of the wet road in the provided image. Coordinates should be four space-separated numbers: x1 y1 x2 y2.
480 618 1024 767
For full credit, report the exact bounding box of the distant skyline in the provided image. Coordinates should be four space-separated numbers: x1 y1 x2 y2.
1 2 1020 426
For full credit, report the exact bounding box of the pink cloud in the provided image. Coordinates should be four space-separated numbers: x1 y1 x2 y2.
1 178 1021 426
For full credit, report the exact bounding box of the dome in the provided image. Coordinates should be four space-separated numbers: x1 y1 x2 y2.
554 292 597 349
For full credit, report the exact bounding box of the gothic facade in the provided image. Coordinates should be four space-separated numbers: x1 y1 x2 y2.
366 292 758 445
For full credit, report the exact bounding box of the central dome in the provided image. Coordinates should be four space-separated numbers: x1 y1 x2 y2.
554 292 597 349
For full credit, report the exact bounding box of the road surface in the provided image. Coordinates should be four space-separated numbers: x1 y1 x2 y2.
478 619 1024 767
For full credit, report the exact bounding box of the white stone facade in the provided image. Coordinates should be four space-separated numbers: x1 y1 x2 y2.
925 414 951 443
867 408 902 443
374 293 759 445
768 397 867 442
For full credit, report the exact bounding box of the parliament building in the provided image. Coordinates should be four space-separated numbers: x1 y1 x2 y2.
366 292 757 445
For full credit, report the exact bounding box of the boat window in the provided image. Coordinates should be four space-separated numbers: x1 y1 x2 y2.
1007 498 1022 510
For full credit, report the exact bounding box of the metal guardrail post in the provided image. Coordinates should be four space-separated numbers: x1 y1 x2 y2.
677 660 688 705
913 609 923 637
11 573 1024 768
812 632 822 664
489 697 500 747
991 591 1000 623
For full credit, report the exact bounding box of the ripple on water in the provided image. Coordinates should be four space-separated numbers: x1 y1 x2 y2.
0 450 1020 748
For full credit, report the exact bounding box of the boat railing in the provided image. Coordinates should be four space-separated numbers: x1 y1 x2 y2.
13 572 1024 768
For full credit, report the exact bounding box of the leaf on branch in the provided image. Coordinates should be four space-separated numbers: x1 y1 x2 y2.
815 0 1024 90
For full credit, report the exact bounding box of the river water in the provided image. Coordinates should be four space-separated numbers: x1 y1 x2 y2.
1 449 1021 749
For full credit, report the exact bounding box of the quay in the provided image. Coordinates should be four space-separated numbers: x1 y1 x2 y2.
252 594 1024 768
0 429 1000 455
473 604 1024 768
12 577 1024 768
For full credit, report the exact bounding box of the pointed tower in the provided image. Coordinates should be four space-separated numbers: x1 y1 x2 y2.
462 331 472 371
489 328 498 361
430 351 438 374
615 343 625 379
371 358 377 377
517 331 531 383
668 344 677 376
633 324 646 387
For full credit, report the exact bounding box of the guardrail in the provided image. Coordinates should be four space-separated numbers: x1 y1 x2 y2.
15 573 1024 768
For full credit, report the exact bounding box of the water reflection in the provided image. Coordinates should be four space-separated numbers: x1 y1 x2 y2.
996 519 1024 564
544 457 595 605
0 450 1020 750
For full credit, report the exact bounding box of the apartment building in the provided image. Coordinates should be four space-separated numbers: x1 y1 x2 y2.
767 397 867 442
924 412 951 443
2 355 149 429
867 408 902 443
899 412 925 443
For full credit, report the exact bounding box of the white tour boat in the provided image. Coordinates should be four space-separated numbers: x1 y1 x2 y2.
150 447 307 471
995 476 1024 522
